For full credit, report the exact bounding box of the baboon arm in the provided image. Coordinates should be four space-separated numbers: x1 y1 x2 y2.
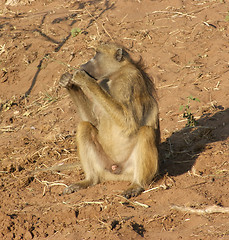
71 71 137 131
68 86 97 124
59 72 97 124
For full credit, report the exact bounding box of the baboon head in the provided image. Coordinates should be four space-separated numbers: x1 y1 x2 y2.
81 43 128 80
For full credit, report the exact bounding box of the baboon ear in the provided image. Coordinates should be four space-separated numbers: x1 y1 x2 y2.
115 48 123 62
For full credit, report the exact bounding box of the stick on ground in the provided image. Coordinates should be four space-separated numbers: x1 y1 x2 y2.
171 204 229 215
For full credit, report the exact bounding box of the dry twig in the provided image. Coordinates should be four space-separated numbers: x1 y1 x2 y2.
35 177 68 195
85 7 114 42
117 195 150 208
171 204 229 215
143 184 170 193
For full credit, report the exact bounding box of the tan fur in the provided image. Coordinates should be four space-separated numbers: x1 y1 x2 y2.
59 43 160 198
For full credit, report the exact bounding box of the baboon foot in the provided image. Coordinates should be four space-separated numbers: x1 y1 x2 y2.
63 180 92 194
122 184 144 199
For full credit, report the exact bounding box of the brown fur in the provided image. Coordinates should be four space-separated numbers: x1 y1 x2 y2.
59 43 160 198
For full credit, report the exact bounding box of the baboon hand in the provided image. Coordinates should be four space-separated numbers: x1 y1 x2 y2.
59 72 73 88
72 69 92 86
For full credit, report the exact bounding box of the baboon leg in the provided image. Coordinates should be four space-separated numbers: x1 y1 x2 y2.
63 121 120 194
122 126 159 198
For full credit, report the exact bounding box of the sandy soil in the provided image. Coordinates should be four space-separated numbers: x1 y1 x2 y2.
0 0 229 239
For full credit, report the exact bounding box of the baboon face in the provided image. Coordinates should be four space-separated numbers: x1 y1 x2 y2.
81 44 126 80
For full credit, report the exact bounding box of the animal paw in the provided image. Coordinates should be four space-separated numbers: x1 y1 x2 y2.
63 184 80 194
122 185 144 199
59 72 73 88
63 180 93 195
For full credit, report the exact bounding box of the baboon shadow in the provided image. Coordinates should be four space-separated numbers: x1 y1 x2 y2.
160 107 229 177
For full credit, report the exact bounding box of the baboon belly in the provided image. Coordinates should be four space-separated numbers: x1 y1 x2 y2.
97 123 135 163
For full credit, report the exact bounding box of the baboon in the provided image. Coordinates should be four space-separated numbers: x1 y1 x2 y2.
59 43 160 198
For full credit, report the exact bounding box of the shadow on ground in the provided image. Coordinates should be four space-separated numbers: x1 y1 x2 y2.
160 107 229 176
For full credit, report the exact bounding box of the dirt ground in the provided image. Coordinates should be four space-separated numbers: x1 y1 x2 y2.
0 0 229 239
